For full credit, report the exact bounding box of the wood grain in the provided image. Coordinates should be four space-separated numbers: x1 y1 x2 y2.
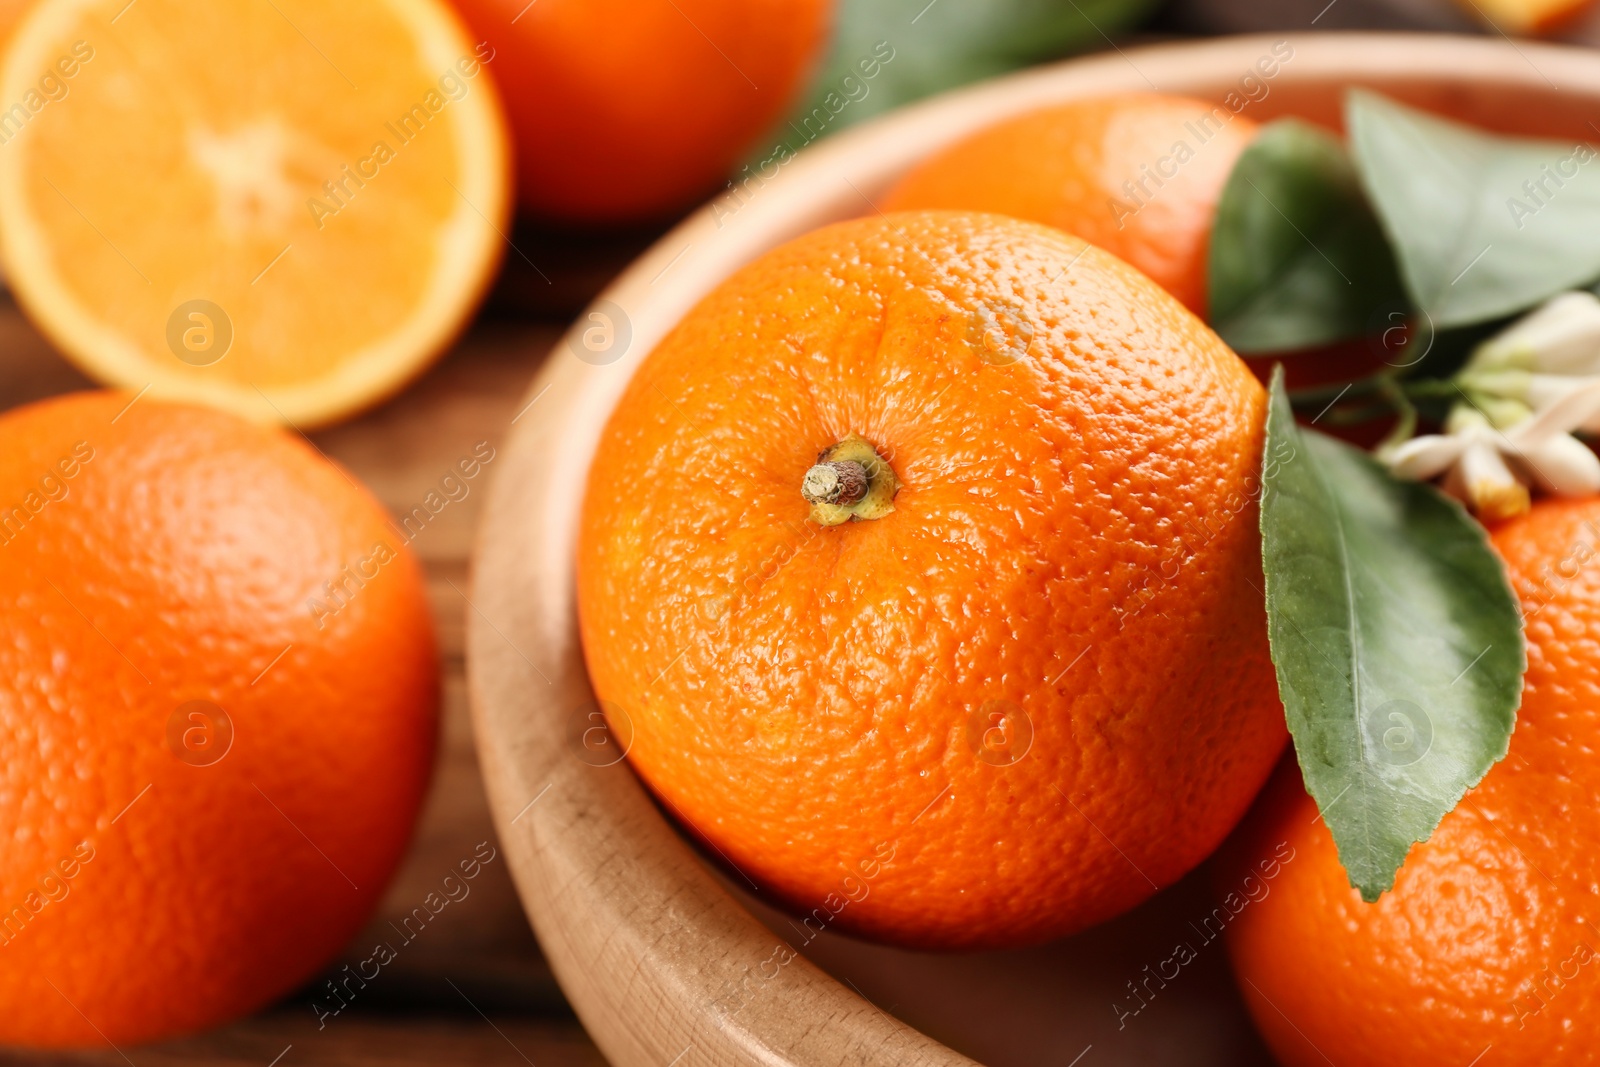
0 1010 607 1067
5 26 1600 1067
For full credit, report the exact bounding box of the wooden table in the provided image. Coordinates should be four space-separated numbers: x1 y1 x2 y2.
6 11 1595 1061
0 220 1273 1067
0 200 1281 1066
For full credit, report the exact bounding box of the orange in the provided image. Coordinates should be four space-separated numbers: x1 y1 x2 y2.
1456 0 1599 34
575 211 1287 949
0 0 29 46
0 0 509 428
451 0 831 223
882 94 1260 317
0 391 438 1046
1221 496 1600 1067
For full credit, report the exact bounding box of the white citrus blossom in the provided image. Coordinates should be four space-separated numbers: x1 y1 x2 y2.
1385 393 1600 521
1458 290 1600 434
1465 290 1600 375
1381 291 1600 520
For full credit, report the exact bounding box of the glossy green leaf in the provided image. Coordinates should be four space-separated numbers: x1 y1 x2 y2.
762 0 1158 160
1209 119 1405 353
1259 367 1523 901
1347 90 1600 329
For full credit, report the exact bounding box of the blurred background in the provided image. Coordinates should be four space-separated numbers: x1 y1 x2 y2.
0 0 1594 1064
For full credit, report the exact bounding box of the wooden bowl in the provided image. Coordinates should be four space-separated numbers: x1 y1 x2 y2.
467 33 1600 1067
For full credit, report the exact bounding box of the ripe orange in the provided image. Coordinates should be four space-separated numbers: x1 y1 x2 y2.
0 0 509 428
0 0 28 45
882 94 1260 316
1221 496 1600 1066
576 211 1287 949
1456 0 1599 34
451 0 831 223
0 391 438 1046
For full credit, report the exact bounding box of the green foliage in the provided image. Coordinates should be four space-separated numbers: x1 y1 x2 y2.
1347 90 1600 329
1209 119 1404 353
1259 368 1524 900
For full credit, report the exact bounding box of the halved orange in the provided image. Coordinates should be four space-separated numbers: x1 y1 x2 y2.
0 0 509 427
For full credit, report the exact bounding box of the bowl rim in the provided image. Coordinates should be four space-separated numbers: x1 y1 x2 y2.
466 31 1600 1067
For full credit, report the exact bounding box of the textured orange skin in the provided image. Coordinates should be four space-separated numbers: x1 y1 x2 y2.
450 0 831 223
576 212 1287 949
1222 496 1600 1066
882 95 1259 316
0 393 438 1046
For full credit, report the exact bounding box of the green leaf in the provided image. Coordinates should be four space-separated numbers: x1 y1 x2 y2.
1346 89 1600 329
1209 119 1405 353
1259 367 1523 901
764 0 1158 159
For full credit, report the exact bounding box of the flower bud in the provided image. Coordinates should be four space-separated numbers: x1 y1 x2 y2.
1456 368 1531 404
1474 394 1533 430
1520 433 1600 497
1385 433 1465 481
1450 439 1530 522
1444 404 1494 435
1468 291 1600 375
